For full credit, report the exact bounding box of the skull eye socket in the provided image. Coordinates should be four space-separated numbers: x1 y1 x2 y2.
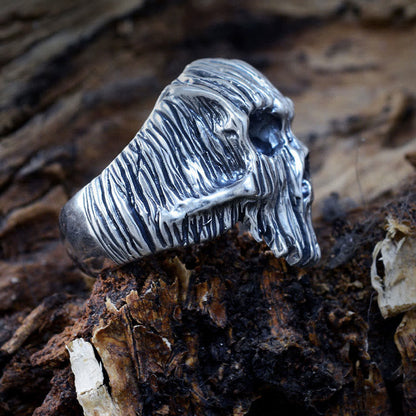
302 179 312 198
248 110 284 156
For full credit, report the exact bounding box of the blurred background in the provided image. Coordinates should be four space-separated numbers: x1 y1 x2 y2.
1 0 416 328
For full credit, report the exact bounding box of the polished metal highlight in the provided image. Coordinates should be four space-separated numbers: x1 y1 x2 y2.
60 58 321 276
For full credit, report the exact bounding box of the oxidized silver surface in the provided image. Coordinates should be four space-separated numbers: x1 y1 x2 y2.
60 58 320 276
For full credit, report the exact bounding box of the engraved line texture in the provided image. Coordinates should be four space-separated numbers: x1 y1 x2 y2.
77 58 320 267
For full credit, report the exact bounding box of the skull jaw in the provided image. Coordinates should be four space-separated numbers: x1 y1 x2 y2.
284 234 321 267
246 188 321 268
267 225 320 268
282 200 321 267
60 188 320 276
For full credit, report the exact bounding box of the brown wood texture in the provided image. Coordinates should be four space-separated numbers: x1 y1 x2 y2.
1 1 416 415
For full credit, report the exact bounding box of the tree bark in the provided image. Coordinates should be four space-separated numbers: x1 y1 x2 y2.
1 1 416 415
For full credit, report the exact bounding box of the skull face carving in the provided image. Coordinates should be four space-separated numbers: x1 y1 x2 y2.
60 58 320 276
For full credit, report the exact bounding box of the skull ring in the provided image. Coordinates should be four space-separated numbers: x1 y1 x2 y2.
60 58 320 276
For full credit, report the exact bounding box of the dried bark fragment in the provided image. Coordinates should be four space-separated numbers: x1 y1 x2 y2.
326 363 392 416
92 305 143 415
51 232 396 415
394 310 416 413
67 338 121 416
1 293 68 355
371 216 416 318
32 367 80 416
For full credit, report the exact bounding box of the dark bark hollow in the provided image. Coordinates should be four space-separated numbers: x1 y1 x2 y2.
64 224 394 416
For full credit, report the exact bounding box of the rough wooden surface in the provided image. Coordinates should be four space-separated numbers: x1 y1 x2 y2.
1 1 416 415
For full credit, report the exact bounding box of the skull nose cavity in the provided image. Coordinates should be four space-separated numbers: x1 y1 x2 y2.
248 110 283 156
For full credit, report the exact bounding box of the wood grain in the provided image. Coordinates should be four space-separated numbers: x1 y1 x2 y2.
1 1 416 415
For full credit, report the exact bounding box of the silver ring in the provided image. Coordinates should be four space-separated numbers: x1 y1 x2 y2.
59 58 320 276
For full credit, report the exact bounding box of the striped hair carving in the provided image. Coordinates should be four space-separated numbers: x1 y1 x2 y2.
60 59 320 276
